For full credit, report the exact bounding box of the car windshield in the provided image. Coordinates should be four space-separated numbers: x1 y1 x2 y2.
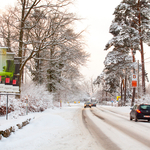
85 102 91 104
140 105 150 110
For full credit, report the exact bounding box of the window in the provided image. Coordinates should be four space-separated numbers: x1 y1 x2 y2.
140 105 150 110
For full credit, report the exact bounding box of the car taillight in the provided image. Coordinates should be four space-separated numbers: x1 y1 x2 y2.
136 109 141 113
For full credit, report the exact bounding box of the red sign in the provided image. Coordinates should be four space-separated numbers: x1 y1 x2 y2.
5 78 10 83
12 80 17 85
133 75 136 79
132 80 137 87
0 76 1 82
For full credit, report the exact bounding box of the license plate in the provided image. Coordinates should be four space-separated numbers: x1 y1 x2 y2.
144 115 150 118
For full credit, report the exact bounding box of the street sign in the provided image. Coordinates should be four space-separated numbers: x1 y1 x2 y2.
132 74 137 81
0 47 20 93
132 74 137 87
132 80 137 87
117 96 121 101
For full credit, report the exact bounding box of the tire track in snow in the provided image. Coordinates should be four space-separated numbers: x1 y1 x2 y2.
82 109 121 150
91 107 150 148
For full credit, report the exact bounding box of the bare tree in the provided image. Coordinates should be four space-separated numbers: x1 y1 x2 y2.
0 0 89 96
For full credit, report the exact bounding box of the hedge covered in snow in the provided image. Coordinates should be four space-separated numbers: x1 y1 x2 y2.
0 83 54 118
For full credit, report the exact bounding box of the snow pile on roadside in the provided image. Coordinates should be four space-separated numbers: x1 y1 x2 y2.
99 95 150 117
99 105 131 117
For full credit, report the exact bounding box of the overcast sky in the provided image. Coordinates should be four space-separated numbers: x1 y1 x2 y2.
1 0 150 83
74 0 122 79
74 0 150 83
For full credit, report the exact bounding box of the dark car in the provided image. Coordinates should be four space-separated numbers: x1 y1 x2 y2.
91 102 97 107
130 104 150 122
84 102 91 108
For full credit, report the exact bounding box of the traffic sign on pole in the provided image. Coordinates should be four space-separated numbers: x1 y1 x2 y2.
132 74 137 87
132 74 137 80
132 80 137 87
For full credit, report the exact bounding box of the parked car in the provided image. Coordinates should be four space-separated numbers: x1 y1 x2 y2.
130 104 150 122
91 102 97 107
84 102 91 108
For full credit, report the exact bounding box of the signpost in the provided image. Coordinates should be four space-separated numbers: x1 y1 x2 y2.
0 47 20 120
132 74 137 88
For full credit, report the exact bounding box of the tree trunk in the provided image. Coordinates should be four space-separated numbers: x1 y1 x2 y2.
131 88 135 106
18 0 26 96
138 0 145 94
140 40 145 94
124 74 127 106
121 79 123 106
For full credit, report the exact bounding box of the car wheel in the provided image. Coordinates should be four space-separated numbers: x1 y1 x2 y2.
130 115 132 121
135 116 138 122
148 119 150 122
84 106 86 108
90 106 91 108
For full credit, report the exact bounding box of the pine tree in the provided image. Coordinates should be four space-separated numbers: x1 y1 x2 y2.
112 0 150 94
103 0 150 106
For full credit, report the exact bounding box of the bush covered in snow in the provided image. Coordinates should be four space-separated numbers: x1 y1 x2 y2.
0 104 14 116
0 83 54 118
134 94 150 105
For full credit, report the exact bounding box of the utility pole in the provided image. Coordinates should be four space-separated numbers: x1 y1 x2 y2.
131 50 136 106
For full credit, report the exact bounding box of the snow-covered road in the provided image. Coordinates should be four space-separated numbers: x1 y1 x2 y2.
0 104 100 150
83 106 150 150
1 104 150 150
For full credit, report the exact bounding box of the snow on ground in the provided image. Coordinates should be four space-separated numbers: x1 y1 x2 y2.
0 102 143 150
89 105 150 150
0 103 100 150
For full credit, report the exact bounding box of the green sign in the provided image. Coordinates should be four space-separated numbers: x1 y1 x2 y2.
0 47 20 93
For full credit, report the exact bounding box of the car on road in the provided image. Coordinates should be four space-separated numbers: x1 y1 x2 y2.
130 104 150 122
91 102 97 107
84 102 91 108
